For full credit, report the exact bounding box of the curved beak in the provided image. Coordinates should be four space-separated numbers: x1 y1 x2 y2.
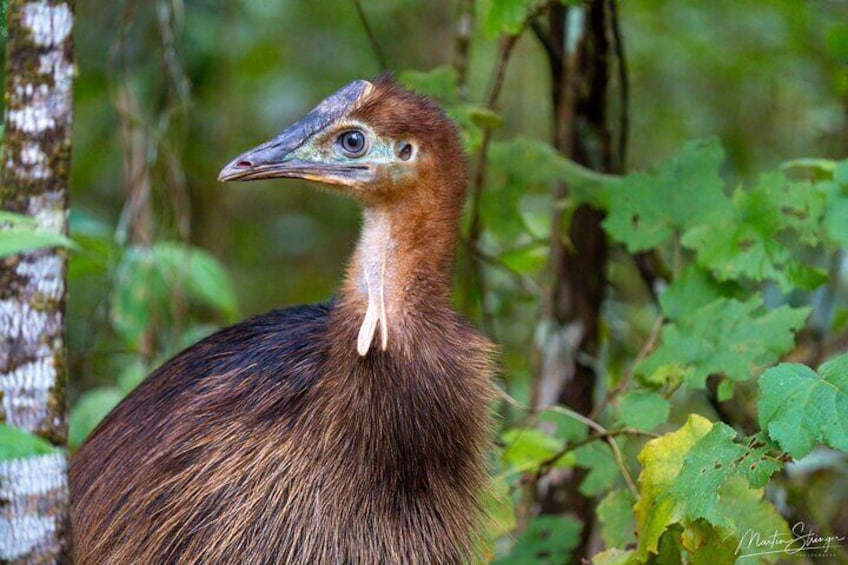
218 80 374 184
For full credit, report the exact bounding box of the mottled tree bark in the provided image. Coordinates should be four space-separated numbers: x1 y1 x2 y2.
533 0 625 560
0 0 74 562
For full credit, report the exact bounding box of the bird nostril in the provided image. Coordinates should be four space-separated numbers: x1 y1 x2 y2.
237 160 252 168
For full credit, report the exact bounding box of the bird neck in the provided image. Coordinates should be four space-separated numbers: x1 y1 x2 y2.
340 200 459 356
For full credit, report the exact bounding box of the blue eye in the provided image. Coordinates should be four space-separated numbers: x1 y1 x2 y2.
337 130 368 157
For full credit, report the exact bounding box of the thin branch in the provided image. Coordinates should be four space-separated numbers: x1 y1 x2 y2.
462 30 523 332
466 30 522 263
468 244 544 298
453 0 474 99
498 389 642 498
589 314 665 420
352 0 387 71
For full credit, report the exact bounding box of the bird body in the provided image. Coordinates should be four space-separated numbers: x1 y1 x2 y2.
72 76 496 564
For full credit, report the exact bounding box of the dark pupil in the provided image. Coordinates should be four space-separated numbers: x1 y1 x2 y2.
342 131 364 153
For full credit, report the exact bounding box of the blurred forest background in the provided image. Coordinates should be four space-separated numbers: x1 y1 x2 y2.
12 0 847 562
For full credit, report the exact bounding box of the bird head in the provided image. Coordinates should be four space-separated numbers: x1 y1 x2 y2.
218 74 466 208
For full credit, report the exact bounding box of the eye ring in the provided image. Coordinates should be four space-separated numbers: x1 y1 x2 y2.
337 130 368 158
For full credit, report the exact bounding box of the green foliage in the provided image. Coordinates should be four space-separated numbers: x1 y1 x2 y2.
0 211 76 257
637 298 809 389
597 489 637 549
616 390 669 431
500 427 569 473
758 353 848 459
634 416 789 563
683 172 827 292
604 139 727 253
109 241 238 348
68 387 124 449
482 0 545 36
0 424 57 461
494 515 581 564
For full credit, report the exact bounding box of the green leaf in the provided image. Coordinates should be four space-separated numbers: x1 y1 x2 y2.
822 180 848 248
683 172 827 292
635 415 788 562
0 210 37 227
501 427 566 473
635 415 711 560
589 548 637 565
659 266 735 321
0 228 75 258
153 242 240 321
597 489 637 548
499 243 547 274
617 390 670 430
495 515 581 564
110 247 162 345
397 65 459 104
0 424 56 460
483 0 544 36
637 298 809 389
110 242 238 346
758 354 848 458
69 387 124 449
781 157 837 175
716 477 790 563
468 105 504 129
572 441 618 496
603 138 728 252
116 360 148 394
670 423 749 528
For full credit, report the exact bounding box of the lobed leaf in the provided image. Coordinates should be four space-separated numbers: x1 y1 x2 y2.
634 415 788 562
758 354 848 459
603 138 728 252
683 172 827 292
638 297 809 389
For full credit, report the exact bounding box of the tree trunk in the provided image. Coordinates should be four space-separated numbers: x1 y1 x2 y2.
0 0 74 562
533 0 625 560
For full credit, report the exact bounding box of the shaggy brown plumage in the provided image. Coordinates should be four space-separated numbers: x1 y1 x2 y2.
71 76 497 564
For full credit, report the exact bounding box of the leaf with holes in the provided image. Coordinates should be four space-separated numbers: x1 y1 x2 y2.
603 138 728 252
758 354 848 459
682 172 827 292
635 415 788 562
637 297 809 389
